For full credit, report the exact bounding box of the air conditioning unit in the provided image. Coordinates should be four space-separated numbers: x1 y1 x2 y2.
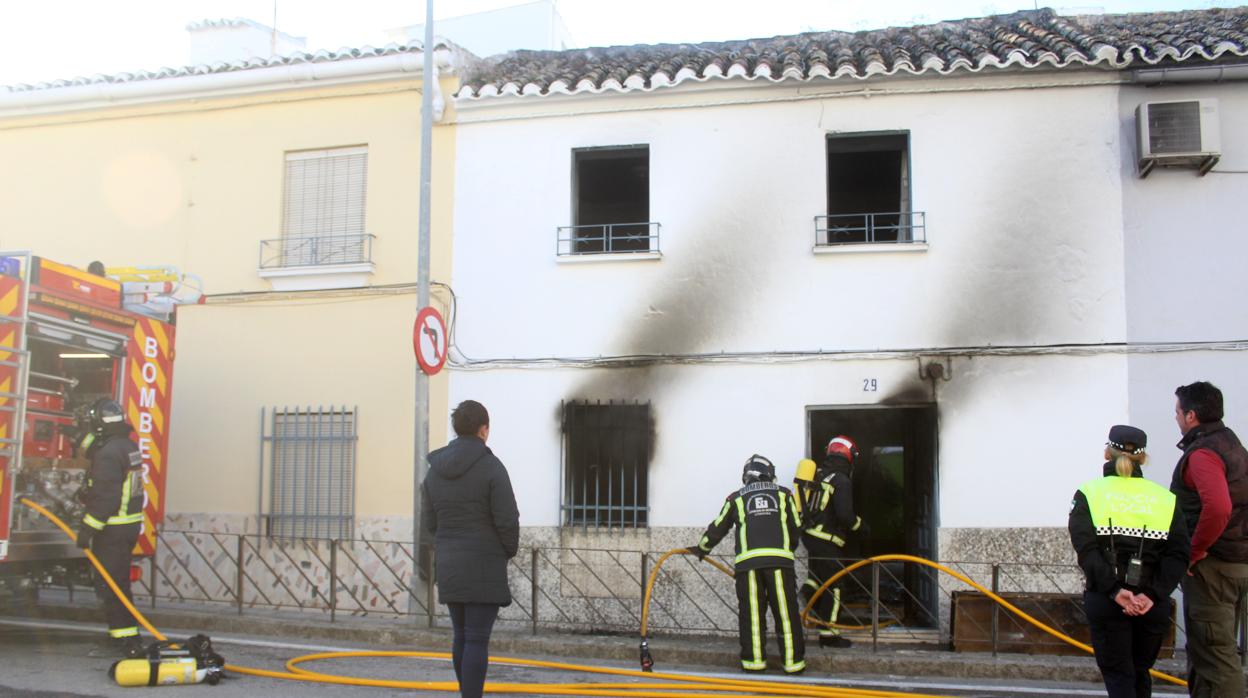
1136 99 1220 178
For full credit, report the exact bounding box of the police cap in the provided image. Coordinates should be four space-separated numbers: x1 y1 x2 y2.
1107 424 1147 454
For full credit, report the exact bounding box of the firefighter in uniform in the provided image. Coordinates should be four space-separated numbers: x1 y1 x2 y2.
692 455 805 674
1069 425 1189 698
75 398 146 657
794 436 863 648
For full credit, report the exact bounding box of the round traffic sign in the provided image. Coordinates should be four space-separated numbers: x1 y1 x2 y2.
413 306 448 375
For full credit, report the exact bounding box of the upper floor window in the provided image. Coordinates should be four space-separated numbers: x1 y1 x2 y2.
558 145 659 257
267 146 370 268
817 133 925 248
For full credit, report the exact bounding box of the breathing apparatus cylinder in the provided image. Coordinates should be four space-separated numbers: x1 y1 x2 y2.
108 635 225 687
110 657 219 686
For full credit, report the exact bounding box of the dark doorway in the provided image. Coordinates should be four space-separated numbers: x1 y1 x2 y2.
807 404 938 627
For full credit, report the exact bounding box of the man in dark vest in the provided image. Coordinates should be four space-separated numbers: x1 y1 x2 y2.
1170 381 1248 698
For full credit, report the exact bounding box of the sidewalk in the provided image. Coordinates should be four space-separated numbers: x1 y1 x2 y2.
9 592 1189 687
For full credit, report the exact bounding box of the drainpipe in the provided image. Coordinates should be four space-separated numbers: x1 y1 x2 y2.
1133 64 1248 85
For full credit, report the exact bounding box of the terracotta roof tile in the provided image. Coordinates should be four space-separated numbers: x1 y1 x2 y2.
457 7 1248 99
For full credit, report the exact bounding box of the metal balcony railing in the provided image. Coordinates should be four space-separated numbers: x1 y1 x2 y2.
557 222 661 257
259 233 376 269
815 211 926 247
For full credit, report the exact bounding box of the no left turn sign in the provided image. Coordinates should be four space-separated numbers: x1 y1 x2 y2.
413 306 448 376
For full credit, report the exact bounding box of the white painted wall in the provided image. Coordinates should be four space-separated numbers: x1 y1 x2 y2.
449 76 1150 538
458 355 1128 529
1122 81 1248 474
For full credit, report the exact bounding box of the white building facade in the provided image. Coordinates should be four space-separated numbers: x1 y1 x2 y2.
446 6 1248 594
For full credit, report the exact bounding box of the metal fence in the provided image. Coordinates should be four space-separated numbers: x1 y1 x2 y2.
814 211 926 247
259 233 375 268
557 223 661 256
119 531 1248 659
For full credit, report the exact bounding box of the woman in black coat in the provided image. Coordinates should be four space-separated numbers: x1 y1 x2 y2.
421 400 520 698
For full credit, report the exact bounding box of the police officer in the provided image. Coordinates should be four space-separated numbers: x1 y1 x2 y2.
692 455 805 674
1069 425 1189 698
794 436 863 648
75 398 146 657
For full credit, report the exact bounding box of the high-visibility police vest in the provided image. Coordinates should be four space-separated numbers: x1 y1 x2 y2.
1078 475 1176 542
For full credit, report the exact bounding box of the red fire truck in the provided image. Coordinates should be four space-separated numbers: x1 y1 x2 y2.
0 253 199 592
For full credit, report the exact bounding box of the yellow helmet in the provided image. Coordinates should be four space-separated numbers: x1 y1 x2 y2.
794 458 817 483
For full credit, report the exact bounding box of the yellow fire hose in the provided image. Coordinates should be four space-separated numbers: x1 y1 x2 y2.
642 548 1185 688
22 498 1185 694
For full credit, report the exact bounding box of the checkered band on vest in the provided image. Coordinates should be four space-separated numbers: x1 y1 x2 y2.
1095 526 1169 540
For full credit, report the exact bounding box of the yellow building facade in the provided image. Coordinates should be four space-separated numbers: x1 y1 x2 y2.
0 47 458 542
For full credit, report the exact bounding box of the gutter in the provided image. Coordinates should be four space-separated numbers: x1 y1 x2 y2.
1133 64 1248 84
0 48 456 120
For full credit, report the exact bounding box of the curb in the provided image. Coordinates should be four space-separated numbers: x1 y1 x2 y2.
11 601 1187 686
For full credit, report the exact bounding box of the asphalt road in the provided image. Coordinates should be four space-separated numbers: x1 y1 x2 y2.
0 617 1186 697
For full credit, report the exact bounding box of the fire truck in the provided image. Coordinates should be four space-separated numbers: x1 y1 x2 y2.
0 252 200 594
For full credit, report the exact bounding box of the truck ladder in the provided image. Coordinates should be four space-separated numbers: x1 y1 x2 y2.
0 251 33 560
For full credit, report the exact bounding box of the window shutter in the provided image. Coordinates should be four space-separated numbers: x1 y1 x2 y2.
282 147 368 239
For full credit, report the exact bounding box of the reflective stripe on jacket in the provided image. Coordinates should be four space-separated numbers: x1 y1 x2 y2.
699 481 802 571
81 431 144 530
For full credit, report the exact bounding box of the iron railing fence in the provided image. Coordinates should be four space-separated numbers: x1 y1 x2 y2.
814 211 926 247
556 223 660 256
103 532 1248 659
259 233 375 269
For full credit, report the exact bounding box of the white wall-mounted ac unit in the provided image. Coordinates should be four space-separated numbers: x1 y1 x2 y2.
1136 99 1221 178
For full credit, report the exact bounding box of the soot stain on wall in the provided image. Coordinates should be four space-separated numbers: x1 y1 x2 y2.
570 189 782 402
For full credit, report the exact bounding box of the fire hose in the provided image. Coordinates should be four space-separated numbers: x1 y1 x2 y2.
638 548 1186 688
23 498 1185 694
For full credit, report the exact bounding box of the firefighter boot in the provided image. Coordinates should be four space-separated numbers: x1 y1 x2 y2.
87 636 144 658
121 636 145 658
819 633 852 649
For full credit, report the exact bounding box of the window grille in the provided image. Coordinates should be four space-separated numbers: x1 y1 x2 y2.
262 406 357 539
561 400 652 528
279 146 368 266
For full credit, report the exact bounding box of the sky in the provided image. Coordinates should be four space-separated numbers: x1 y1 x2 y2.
0 0 1238 87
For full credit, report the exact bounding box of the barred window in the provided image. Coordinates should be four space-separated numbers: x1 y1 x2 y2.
561 400 652 528
263 406 357 539
279 146 368 266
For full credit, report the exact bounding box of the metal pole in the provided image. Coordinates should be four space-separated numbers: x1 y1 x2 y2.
871 561 880 653
531 548 539 636
412 0 435 626
991 564 1000 657
236 535 245 615
330 539 338 624
426 552 436 628
150 546 158 610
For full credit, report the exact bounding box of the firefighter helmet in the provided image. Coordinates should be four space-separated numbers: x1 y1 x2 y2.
794 458 818 483
826 435 859 465
742 454 776 484
88 398 125 432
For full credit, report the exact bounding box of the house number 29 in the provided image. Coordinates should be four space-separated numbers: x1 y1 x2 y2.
863 378 878 392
